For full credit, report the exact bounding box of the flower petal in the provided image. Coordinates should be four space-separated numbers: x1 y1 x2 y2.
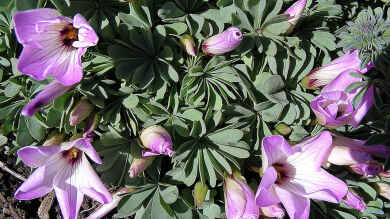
72 14 99 47
322 69 363 93
15 154 66 200
274 186 310 219
54 164 84 219
350 86 374 127
283 168 348 203
235 179 259 218
255 166 280 207
51 49 83 86
17 145 61 168
288 131 332 170
71 138 102 164
77 156 112 204
13 8 60 45
224 176 246 219
262 135 295 169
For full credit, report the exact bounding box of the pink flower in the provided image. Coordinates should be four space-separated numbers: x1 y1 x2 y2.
255 131 348 219
140 125 174 157
283 0 307 34
202 27 243 56
342 189 366 212
22 81 73 117
224 171 259 219
311 69 374 128
325 135 390 166
14 8 98 86
14 138 112 219
302 50 373 90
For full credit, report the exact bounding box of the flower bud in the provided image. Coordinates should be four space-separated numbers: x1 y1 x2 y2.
275 123 291 136
140 125 174 157
180 34 196 56
224 171 259 219
86 187 135 219
283 0 307 35
350 161 382 177
342 189 366 212
302 50 373 90
22 81 73 117
194 181 208 208
83 113 101 138
69 99 94 126
43 132 65 146
326 135 390 166
129 157 155 178
259 204 285 218
376 182 390 201
202 27 243 56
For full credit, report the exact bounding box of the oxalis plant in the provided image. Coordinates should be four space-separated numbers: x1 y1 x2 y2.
0 0 390 219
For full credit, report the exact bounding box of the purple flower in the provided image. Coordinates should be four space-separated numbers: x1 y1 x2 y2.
255 131 348 219
311 69 374 128
86 188 134 219
14 138 112 219
325 135 390 166
350 161 382 177
140 125 174 157
283 0 307 34
342 189 366 212
302 50 373 90
260 204 285 218
129 157 155 178
22 81 73 117
180 34 196 56
202 27 243 56
69 99 94 126
224 171 259 219
14 8 98 86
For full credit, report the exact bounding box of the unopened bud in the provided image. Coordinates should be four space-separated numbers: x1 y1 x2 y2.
275 123 292 136
140 125 174 157
180 34 196 56
350 161 382 177
129 157 155 178
43 132 65 146
376 182 390 201
69 99 94 126
83 113 101 138
194 181 208 208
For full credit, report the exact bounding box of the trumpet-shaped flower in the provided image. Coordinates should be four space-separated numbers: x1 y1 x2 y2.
202 27 242 56
22 81 73 117
283 0 307 34
311 69 374 128
301 50 373 90
224 171 259 219
140 125 174 157
14 8 98 86
14 138 112 219
255 131 348 219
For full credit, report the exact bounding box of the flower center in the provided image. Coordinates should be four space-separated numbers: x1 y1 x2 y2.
62 147 81 164
273 163 289 185
60 24 79 47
